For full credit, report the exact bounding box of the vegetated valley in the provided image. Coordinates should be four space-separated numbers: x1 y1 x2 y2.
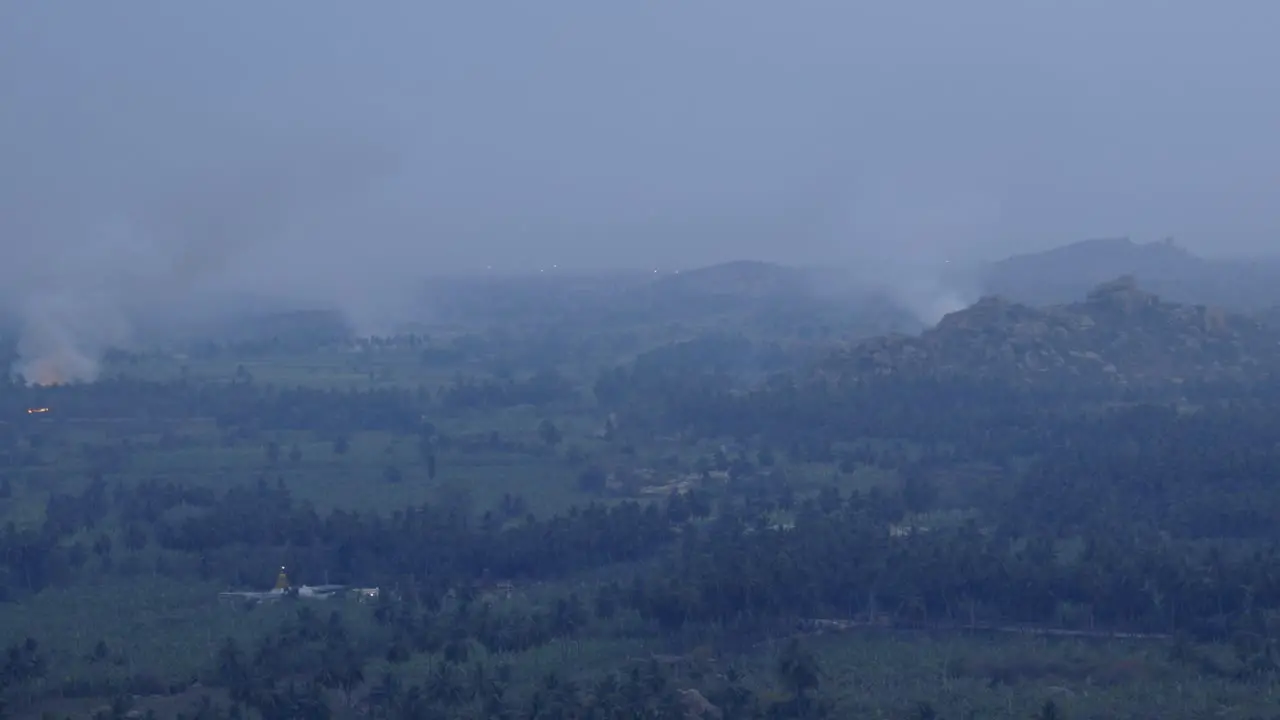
5 262 1280 719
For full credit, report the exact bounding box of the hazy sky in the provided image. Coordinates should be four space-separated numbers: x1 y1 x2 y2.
3 0 1279 289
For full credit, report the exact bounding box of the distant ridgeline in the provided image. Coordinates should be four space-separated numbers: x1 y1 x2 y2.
979 237 1280 309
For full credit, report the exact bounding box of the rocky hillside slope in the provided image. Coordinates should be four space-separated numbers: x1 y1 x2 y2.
826 276 1280 387
978 237 1280 310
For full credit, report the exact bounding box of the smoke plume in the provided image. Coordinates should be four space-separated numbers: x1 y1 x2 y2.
9 218 139 385
4 138 402 384
14 294 127 385
815 171 999 327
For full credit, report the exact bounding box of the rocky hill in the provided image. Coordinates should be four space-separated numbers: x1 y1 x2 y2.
640 260 810 299
826 276 1280 387
979 237 1280 310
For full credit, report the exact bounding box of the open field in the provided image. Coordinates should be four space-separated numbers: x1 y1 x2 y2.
4 281 1280 717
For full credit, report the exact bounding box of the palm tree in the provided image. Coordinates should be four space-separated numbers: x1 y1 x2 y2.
1037 699 1064 720
775 638 821 704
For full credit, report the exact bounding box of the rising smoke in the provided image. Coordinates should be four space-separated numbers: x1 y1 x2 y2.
817 171 1000 327
3 138 403 385
14 292 128 386
8 218 143 385
888 271 973 326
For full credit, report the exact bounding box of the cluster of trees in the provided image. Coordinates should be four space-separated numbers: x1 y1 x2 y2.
591 333 798 417
437 369 577 412
0 463 834 715
0 637 46 709
998 401 1280 540
629 485 1280 648
0 380 560 483
11 418 1280 713
205 622 828 720
13 324 1280 714
2 468 680 600
2 379 429 434
1 366 585 434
